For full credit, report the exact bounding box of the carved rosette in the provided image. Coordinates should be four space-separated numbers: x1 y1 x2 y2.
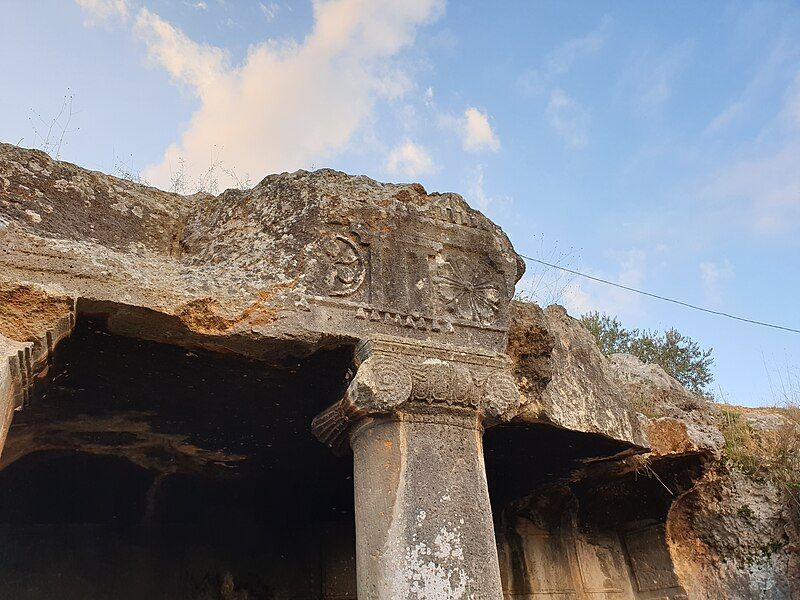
319 234 365 297
433 255 505 325
311 337 521 452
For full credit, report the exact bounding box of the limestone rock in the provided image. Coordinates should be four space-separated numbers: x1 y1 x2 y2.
1 142 522 361
669 469 799 599
608 353 725 456
2 143 797 597
508 302 648 447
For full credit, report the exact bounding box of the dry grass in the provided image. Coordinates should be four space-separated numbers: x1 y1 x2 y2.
718 362 800 481
718 401 800 510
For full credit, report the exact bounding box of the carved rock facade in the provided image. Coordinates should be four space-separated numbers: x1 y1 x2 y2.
0 144 795 599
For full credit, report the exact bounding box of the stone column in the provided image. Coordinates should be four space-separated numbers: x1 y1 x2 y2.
313 336 520 600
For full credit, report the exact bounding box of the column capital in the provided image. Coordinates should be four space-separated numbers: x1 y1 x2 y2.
312 336 520 452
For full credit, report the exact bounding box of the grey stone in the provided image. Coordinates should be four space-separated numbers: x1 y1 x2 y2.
313 336 516 598
508 302 649 447
351 414 502 599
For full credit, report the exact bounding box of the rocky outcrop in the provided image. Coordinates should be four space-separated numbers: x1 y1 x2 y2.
1 144 797 598
609 353 725 457
508 302 649 447
508 300 798 598
1 141 523 355
667 404 800 599
669 468 799 599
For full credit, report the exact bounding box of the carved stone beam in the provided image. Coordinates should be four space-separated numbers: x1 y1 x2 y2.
311 336 520 600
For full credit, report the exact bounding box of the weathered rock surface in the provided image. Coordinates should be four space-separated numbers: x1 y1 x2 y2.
1 144 798 598
3 143 652 446
508 302 649 447
669 468 799 599
1 141 523 357
609 352 725 457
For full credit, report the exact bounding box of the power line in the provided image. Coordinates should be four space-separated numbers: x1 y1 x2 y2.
519 255 800 335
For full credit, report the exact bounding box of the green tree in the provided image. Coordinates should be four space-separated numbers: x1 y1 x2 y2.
580 311 714 395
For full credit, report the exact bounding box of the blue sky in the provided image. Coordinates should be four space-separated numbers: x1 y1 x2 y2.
2 0 799 407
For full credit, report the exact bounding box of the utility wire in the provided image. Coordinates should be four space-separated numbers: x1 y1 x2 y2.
519 254 800 335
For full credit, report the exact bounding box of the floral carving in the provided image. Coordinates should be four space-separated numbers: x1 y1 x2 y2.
312 337 523 452
433 256 504 324
321 234 365 296
408 362 477 408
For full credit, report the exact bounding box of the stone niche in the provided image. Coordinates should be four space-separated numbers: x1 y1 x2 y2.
485 424 699 600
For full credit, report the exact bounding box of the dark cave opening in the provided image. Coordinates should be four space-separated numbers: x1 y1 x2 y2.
484 423 700 599
0 314 359 599
0 450 154 525
483 421 636 514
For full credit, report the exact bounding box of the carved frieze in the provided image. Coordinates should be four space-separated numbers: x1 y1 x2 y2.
298 181 523 354
407 361 478 408
311 336 521 451
354 307 455 334
304 230 514 350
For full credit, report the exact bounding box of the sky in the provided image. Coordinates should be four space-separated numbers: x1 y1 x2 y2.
1 0 799 407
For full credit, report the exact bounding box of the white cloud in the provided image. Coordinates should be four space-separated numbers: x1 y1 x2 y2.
259 2 279 21
704 140 800 234
462 107 500 152
517 17 611 96
545 16 611 75
468 164 490 211
632 41 693 115
191 1 208 10
385 141 435 178
134 8 228 92
122 0 444 189
437 107 500 152
561 282 595 315
699 260 734 307
559 250 647 318
546 89 589 149
466 164 511 215
699 33 800 234
695 13 800 234
705 35 799 134
706 98 746 133
75 0 129 24
515 20 608 148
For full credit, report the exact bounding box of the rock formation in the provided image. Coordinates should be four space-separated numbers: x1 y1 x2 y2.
0 142 797 599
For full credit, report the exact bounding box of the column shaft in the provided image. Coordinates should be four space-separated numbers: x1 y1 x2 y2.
350 410 503 600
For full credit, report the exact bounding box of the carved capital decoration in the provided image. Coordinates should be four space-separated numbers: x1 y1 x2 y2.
408 360 478 408
312 336 521 452
480 371 520 419
351 357 413 412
